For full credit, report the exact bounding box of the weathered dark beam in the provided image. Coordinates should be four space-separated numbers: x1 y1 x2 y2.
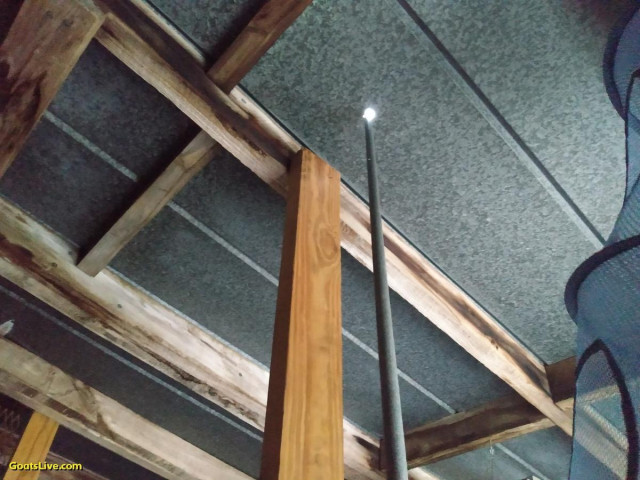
0 0 103 178
546 356 576 403
0 197 435 480
398 355 619 470
0 338 252 480
398 357 574 469
92 0 572 433
261 149 342 480
77 0 312 276
210 0 313 93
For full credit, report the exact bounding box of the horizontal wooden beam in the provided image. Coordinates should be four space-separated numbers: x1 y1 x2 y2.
0 197 267 429
93 0 571 433
399 357 575 469
0 0 103 178
401 355 624 472
210 0 313 93
0 338 252 480
0 197 435 480
77 131 220 275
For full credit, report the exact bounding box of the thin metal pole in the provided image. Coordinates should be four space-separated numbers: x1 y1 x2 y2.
364 112 408 480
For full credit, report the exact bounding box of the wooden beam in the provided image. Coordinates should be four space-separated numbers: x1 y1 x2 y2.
261 149 342 480
0 198 434 480
399 357 574 468
4 412 58 480
400 355 621 471
0 338 252 480
93 0 572 433
545 356 576 403
77 0 311 275
77 132 220 275
95 0 291 191
0 0 103 178
210 0 313 93
400 374 574 469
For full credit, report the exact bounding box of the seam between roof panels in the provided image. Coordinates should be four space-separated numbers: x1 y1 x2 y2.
392 0 604 250
0 283 263 442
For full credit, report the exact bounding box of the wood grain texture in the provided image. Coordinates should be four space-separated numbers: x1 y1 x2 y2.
92 0 572 433
0 196 268 431
0 339 252 480
210 0 313 93
261 150 342 480
0 0 103 178
77 131 220 275
0 198 434 480
401 396 572 469
95 1 291 192
77 0 308 276
397 357 575 469
4 411 58 480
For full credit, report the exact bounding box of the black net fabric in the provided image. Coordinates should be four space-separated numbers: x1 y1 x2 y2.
565 7 640 480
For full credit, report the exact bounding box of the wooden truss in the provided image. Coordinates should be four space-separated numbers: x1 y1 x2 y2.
0 0 576 478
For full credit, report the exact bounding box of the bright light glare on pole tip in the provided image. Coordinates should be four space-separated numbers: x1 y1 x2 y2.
363 108 377 121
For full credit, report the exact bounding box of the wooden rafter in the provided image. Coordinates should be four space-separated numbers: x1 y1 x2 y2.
78 0 313 276
92 0 572 433
77 131 220 275
0 0 104 178
0 197 435 480
0 338 252 480
397 357 575 469
210 0 313 93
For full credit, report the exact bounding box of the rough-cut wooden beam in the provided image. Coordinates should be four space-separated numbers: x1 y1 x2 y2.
0 339 252 480
401 355 626 471
0 0 103 178
78 0 311 275
210 0 313 93
545 356 576 403
4 412 58 480
77 132 220 275
95 1 291 191
93 0 572 433
399 357 575 469
0 198 434 480
261 149 342 480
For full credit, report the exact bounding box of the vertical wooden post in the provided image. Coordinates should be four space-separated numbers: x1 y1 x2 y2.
260 149 343 480
0 0 104 178
4 412 58 480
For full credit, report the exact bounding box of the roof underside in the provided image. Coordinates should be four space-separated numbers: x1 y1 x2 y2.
0 1 634 479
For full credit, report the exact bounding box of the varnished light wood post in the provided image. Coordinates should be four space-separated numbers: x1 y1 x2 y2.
4 412 58 480
0 0 104 178
260 149 343 480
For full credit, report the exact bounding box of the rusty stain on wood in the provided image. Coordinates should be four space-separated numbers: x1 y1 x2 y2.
0 0 103 178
